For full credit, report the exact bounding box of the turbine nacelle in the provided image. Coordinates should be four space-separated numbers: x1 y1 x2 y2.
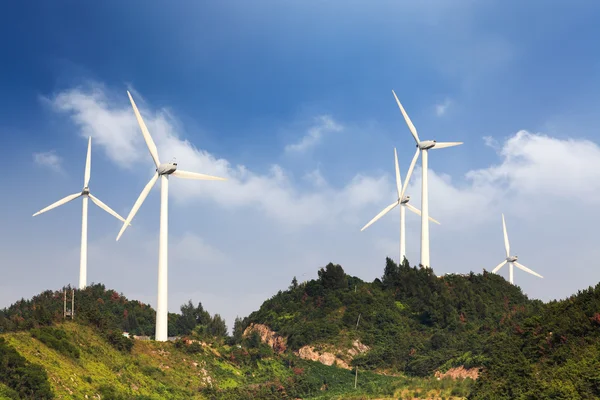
157 162 178 176
81 187 90 196
507 256 518 262
418 140 437 150
400 195 410 204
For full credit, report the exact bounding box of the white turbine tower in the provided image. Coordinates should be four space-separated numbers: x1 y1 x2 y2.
33 137 127 289
491 214 543 285
360 148 440 264
392 90 463 268
116 91 226 342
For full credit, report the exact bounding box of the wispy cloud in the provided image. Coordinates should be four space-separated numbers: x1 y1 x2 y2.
284 115 343 153
33 150 63 172
47 86 384 228
435 98 453 117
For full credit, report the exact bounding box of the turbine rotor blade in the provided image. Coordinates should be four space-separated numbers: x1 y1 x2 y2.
400 147 420 200
127 91 161 168
431 142 463 150
394 148 402 199
392 90 420 143
88 194 129 225
491 260 507 274
502 214 510 257
514 261 543 279
32 193 82 217
404 203 441 224
116 173 159 241
360 201 399 232
84 136 92 187
172 169 227 181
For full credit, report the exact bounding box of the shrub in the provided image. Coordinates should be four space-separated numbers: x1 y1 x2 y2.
31 326 80 359
105 330 134 352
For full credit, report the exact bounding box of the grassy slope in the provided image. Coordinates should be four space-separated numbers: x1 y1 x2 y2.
1 321 471 399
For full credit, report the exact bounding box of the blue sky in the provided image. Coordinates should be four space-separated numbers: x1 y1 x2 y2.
2 1 600 329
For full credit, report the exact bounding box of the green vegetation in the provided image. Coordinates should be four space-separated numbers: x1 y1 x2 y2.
0 337 53 399
31 326 80 359
1 257 600 398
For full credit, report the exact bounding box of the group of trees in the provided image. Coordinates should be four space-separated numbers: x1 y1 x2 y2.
173 300 228 339
248 258 600 398
0 284 229 341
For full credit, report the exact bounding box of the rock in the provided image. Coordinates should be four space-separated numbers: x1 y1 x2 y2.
296 345 352 370
243 323 287 353
434 366 480 380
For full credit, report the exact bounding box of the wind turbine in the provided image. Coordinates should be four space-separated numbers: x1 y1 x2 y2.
360 148 440 264
491 214 543 285
116 91 226 342
392 90 463 268
32 137 127 289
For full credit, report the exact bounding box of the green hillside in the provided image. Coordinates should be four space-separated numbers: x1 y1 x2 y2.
247 258 600 399
2 257 600 399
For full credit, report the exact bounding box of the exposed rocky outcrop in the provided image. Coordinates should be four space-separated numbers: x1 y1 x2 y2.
434 366 480 380
295 340 370 370
243 323 287 353
243 323 371 369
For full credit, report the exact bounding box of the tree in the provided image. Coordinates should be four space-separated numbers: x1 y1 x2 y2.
232 317 245 344
207 314 228 338
318 263 346 290
289 276 299 290
382 257 399 288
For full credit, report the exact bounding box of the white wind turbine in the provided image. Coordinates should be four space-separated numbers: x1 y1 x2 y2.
33 137 127 289
360 148 440 264
392 90 463 268
491 214 543 285
116 91 226 342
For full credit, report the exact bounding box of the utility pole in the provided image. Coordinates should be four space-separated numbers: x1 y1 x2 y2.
63 289 75 320
354 313 361 389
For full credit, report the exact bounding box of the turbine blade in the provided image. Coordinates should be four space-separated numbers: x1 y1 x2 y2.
84 136 92 187
502 214 510 257
491 260 507 273
394 148 402 199
431 141 463 150
360 201 399 232
88 194 129 225
400 147 420 200
172 169 227 181
392 90 420 143
32 193 82 217
127 91 161 168
404 203 441 224
514 261 543 279
116 173 159 241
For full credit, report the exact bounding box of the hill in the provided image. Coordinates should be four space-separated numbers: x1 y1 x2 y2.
2 258 600 398
246 258 600 399
0 279 471 399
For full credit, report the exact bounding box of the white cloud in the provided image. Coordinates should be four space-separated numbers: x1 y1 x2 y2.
33 150 63 172
284 115 343 153
18 83 600 331
435 98 452 116
303 168 327 188
46 88 383 228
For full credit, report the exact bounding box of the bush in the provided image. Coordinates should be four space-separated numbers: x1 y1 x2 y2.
105 330 134 352
31 326 80 359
